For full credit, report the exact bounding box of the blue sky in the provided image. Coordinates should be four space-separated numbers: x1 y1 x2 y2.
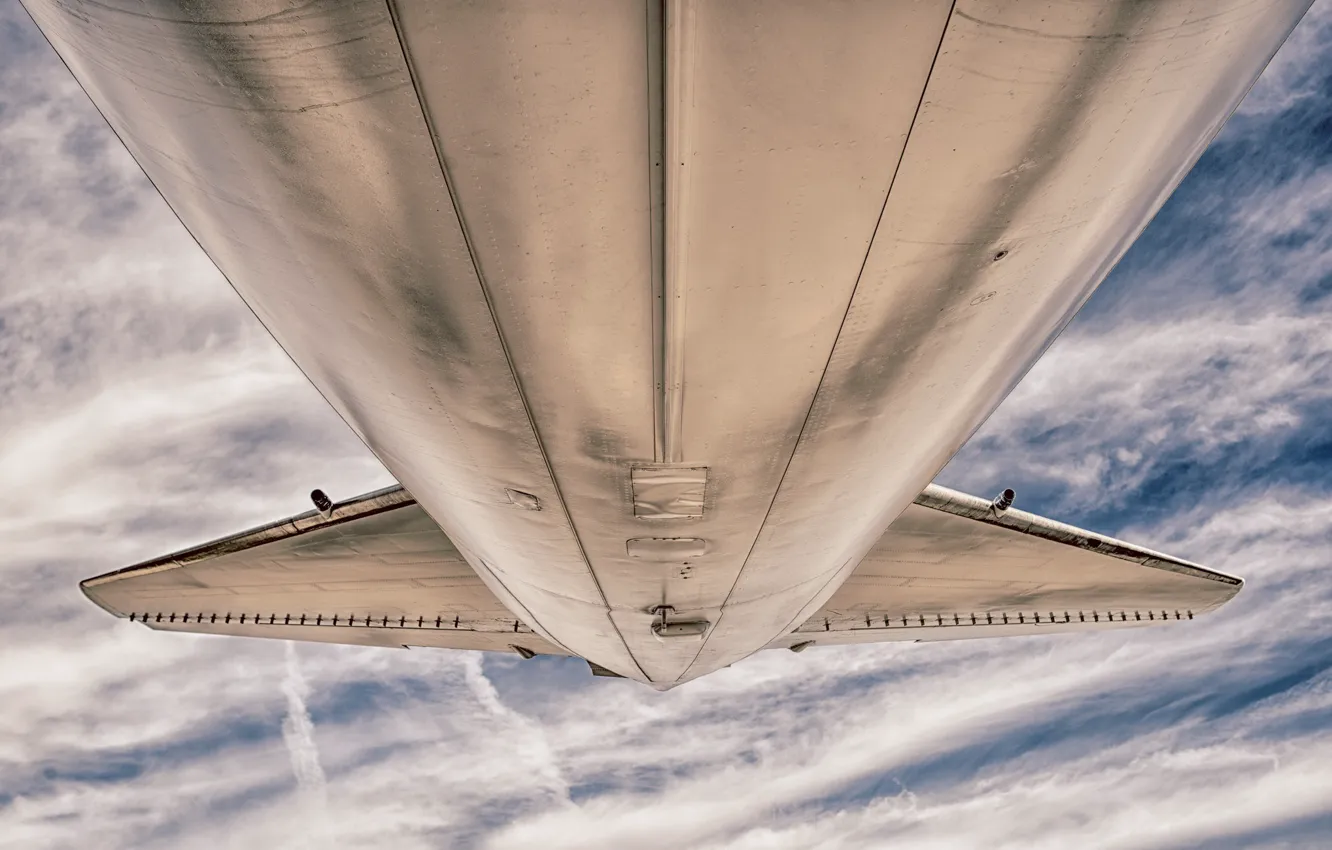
3 2 1332 848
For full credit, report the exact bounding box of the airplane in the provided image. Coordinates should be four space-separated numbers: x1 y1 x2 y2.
26 0 1312 688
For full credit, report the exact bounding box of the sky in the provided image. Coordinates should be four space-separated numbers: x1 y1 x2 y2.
2 2 1332 848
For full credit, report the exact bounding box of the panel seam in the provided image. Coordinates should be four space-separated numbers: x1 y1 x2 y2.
383 0 647 679
683 0 961 677
646 0 667 462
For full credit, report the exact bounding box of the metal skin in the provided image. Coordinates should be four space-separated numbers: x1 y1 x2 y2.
26 0 1311 687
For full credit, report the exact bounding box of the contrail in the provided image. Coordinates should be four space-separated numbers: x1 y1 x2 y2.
462 655 570 804
282 642 328 814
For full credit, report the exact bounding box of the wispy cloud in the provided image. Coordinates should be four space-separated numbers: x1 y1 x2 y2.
281 642 328 831
462 656 572 808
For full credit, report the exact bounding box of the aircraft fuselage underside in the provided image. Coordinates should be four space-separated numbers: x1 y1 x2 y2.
29 0 1311 685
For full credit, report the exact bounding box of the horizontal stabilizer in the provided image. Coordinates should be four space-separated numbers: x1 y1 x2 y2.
83 483 1240 661
768 484 1241 650
81 486 568 658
